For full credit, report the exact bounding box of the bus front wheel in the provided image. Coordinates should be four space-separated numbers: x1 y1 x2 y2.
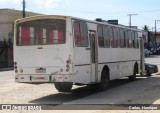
54 82 73 92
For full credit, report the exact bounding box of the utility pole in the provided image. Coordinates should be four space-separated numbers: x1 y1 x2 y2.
127 14 138 27
154 20 160 44
22 0 26 18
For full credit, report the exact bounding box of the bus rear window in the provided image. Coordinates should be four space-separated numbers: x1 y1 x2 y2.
17 19 66 46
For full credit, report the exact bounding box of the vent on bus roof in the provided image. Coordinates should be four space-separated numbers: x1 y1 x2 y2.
95 18 118 25
95 18 108 23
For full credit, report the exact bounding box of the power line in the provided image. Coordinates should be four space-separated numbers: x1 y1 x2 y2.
42 8 160 15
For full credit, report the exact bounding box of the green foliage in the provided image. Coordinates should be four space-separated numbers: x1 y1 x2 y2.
142 25 149 31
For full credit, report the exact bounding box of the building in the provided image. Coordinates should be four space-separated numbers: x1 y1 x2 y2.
149 32 160 46
0 9 41 68
0 8 41 42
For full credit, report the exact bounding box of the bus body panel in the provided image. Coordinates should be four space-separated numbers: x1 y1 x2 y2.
14 16 74 83
14 15 144 87
72 21 99 84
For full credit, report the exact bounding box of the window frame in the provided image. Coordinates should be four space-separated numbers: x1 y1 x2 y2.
74 20 89 47
128 30 133 48
119 28 125 48
16 19 66 46
134 32 139 48
97 25 110 48
113 27 119 48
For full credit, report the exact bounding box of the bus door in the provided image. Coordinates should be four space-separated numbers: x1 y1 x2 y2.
89 31 98 82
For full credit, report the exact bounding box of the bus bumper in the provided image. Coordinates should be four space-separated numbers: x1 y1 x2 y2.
15 74 73 83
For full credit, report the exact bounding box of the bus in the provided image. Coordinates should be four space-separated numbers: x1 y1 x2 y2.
14 15 145 92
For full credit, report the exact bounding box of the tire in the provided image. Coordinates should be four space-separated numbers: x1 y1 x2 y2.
146 70 152 76
146 69 152 77
129 66 136 81
54 82 73 92
98 69 110 91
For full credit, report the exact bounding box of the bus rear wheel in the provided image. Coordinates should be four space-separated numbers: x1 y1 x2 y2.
129 66 137 81
98 69 110 91
54 82 73 92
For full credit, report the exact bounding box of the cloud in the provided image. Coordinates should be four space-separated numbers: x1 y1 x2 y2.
14 0 21 3
44 0 62 9
0 0 69 11
32 0 64 9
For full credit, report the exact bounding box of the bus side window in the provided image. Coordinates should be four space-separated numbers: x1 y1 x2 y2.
98 25 104 47
21 26 30 45
113 28 118 48
110 27 114 48
81 22 89 46
125 30 129 48
132 31 135 48
135 32 139 48
123 30 126 48
74 21 89 47
74 22 81 46
120 29 125 48
103 26 110 48
97 25 110 48
128 31 132 48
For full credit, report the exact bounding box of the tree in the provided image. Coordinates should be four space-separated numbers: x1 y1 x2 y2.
142 25 149 31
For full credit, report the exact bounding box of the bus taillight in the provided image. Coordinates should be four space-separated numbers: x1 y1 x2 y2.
14 62 17 65
14 62 18 73
66 59 71 72
66 60 71 64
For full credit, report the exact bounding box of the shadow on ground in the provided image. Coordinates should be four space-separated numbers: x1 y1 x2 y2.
29 77 143 105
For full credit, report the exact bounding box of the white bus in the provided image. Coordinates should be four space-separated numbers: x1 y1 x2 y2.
14 15 145 92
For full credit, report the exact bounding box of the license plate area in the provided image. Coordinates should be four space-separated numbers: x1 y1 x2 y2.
35 68 46 73
31 76 50 82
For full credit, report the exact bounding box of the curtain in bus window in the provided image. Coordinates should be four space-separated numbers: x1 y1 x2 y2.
21 27 30 45
49 30 54 44
58 31 65 43
74 22 81 46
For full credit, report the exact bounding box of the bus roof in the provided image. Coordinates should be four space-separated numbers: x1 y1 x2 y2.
15 15 142 32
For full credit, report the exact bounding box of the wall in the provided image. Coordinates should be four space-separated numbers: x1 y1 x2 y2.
0 9 41 42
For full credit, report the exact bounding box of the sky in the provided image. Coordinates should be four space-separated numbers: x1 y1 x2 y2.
1 0 160 30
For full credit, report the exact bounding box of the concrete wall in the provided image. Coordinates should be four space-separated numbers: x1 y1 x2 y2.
0 9 41 42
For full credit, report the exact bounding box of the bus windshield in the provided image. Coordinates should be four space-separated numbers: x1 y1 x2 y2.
16 19 66 46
